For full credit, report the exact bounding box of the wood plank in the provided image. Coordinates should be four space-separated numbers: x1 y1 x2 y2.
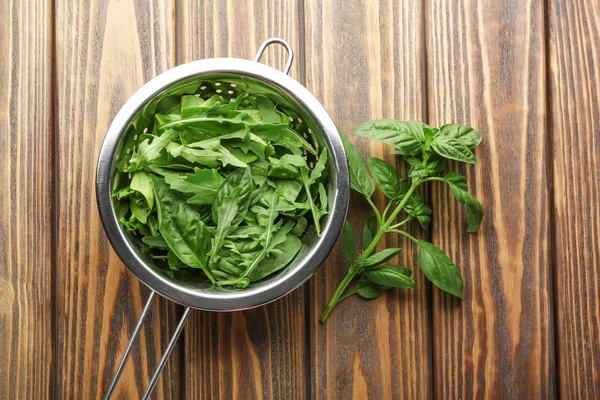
305 1 431 398
179 1 307 399
426 0 554 398
55 1 181 398
549 0 600 397
0 0 53 398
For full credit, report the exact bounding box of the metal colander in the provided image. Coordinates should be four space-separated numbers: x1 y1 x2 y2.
96 38 350 398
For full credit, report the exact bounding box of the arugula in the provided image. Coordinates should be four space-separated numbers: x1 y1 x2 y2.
112 88 329 288
320 121 483 322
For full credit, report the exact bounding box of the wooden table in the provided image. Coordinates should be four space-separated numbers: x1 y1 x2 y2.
1 0 599 398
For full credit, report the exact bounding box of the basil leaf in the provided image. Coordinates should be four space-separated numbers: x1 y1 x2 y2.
367 157 403 199
361 216 378 251
355 279 386 299
442 172 483 233
417 240 463 298
404 194 432 229
151 175 213 277
339 129 375 198
438 124 482 149
342 220 355 261
365 267 416 288
362 248 402 268
431 136 477 163
354 119 428 156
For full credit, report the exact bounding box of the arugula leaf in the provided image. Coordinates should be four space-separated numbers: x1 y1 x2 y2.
417 240 463 298
339 129 375 198
441 172 483 233
142 234 168 249
127 129 179 171
166 142 221 168
342 220 355 261
130 171 154 209
212 167 253 226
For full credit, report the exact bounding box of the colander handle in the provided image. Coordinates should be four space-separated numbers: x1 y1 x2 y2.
253 38 294 75
103 290 192 400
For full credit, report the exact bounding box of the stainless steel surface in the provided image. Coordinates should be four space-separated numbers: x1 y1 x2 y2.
141 307 192 400
253 37 293 74
96 37 350 312
103 291 156 400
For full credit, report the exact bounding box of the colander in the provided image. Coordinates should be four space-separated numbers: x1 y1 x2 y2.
96 38 350 398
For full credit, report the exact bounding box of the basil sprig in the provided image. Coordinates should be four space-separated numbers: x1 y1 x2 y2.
320 120 483 322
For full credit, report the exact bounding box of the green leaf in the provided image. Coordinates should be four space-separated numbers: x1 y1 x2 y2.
404 194 432 229
212 167 253 226
442 172 483 233
268 157 301 179
342 220 355 261
355 279 386 299
167 251 189 271
290 217 308 236
130 194 149 224
361 216 378 251
151 175 213 278
438 124 482 149
367 157 403 199
362 248 402 268
365 267 416 288
249 235 302 281
339 129 375 198
354 119 429 156
255 94 282 123
431 136 477 163
210 187 242 264
166 142 221 168
385 265 413 276
417 240 463 298
130 171 154 209
180 94 205 117
150 166 225 206
127 129 179 171
142 234 168 249
308 148 328 185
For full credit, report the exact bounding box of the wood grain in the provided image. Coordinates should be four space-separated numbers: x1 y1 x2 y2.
549 0 600 397
304 0 431 398
0 0 53 398
55 0 181 398
179 1 307 398
426 0 555 398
